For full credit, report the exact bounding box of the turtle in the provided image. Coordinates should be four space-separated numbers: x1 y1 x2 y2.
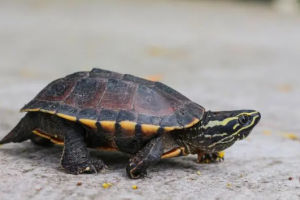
0 68 261 178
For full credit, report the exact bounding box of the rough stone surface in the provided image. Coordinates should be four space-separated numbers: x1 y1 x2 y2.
0 1 299 200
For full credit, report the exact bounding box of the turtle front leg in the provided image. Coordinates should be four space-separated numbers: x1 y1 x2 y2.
197 151 225 163
61 124 106 175
126 136 163 179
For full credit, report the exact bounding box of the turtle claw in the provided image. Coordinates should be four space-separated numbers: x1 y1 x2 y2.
63 159 106 175
126 158 147 179
197 151 225 164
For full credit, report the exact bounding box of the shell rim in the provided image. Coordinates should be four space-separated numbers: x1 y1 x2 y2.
21 108 202 132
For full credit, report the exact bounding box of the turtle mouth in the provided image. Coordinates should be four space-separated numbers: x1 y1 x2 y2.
236 130 250 140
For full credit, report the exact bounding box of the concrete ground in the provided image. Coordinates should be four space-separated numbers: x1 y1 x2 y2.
0 0 299 199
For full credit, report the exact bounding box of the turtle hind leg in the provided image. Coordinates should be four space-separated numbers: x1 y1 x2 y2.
0 112 36 145
61 123 106 175
197 151 225 163
126 136 164 179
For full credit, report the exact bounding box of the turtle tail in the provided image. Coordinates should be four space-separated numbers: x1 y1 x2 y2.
0 113 36 145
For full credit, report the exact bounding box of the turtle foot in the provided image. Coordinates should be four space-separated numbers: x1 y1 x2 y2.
197 151 225 164
126 157 148 179
62 159 107 175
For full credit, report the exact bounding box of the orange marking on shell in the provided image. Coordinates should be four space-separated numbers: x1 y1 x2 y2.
80 119 97 129
141 124 160 136
56 113 76 121
21 108 40 112
183 118 200 128
163 127 176 132
161 148 182 159
100 121 116 133
40 109 56 114
119 121 136 135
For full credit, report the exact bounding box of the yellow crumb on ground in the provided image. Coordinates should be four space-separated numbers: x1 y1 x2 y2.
144 75 163 82
263 130 272 135
218 151 225 159
132 185 138 189
282 133 299 140
197 171 201 175
227 183 231 187
102 183 112 188
278 84 293 92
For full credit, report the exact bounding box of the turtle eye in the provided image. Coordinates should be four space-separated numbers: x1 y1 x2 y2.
238 115 249 125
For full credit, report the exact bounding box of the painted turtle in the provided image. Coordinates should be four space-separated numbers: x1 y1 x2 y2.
0 68 261 178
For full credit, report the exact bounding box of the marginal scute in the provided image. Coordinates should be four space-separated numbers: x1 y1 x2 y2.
119 121 136 132
100 121 116 133
183 118 199 128
40 109 56 114
56 113 77 121
184 103 205 120
56 104 79 118
175 107 198 127
116 122 135 136
116 110 137 122
21 108 39 112
98 109 118 121
137 114 161 125
21 100 48 111
78 108 99 120
163 127 176 132
21 99 39 111
40 102 60 113
141 124 160 136
160 114 180 127
79 119 97 129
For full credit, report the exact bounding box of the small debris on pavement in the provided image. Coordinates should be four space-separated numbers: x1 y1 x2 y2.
282 133 298 141
77 182 82 186
263 130 271 135
102 183 112 188
132 185 138 189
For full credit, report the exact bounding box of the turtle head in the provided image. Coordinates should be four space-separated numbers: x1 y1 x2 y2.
195 110 261 152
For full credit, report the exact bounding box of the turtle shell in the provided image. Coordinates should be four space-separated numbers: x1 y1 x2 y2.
21 68 205 134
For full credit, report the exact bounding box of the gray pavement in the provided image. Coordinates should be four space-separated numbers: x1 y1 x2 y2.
0 0 299 199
